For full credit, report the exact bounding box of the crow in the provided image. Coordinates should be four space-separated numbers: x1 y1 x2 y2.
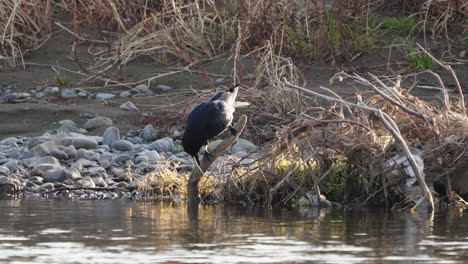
182 85 239 165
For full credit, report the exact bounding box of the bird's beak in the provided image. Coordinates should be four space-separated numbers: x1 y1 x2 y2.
229 84 240 93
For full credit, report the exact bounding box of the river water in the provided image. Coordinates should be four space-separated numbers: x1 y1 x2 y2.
0 199 467 264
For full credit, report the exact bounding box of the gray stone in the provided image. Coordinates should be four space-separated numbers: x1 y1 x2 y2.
144 91 154 96
58 119 76 126
76 158 96 168
35 92 46 99
39 182 55 191
100 153 114 162
127 129 138 137
111 140 134 151
119 91 132 98
31 163 56 177
98 145 110 152
135 156 148 164
78 91 88 97
83 116 113 129
29 176 43 185
58 124 87 134
44 86 60 94
66 168 82 181
70 161 83 171
0 176 20 195
138 150 161 162
127 137 143 144
134 84 148 93
142 124 158 142
61 89 78 99
148 137 173 153
124 160 134 167
60 145 77 158
172 144 184 154
168 155 188 164
50 149 68 160
132 93 147 98
136 161 149 171
95 93 116 100
0 137 18 147
231 139 257 152
4 159 18 171
0 166 10 175
172 129 181 138
100 159 111 169
17 92 31 98
27 136 51 148
102 127 120 145
32 143 53 157
67 133 102 144
18 151 34 160
154 84 173 93
92 176 107 187
31 156 61 168
0 94 18 102
61 137 98 150
90 153 100 162
77 176 95 188
233 151 249 158
112 154 132 164
43 168 67 182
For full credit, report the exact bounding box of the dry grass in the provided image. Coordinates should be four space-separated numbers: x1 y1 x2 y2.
0 0 54 68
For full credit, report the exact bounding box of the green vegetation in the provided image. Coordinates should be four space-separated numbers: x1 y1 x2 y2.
404 39 434 71
55 74 71 86
23 49 38 57
326 12 342 50
383 16 421 36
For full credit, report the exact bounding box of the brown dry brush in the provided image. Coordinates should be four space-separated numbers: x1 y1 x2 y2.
1 0 466 71
0 0 55 69
210 68 468 208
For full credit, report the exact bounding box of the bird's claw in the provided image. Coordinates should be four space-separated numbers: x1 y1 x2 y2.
229 125 237 136
203 151 213 161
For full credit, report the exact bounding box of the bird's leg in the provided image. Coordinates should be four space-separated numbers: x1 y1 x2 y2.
229 125 237 136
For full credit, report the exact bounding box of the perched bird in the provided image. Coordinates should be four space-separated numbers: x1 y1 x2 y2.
183 85 239 165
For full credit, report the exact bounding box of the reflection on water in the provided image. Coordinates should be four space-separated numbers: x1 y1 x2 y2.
0 199 467 264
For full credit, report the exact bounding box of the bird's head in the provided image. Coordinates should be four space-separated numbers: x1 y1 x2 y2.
209 84 239 103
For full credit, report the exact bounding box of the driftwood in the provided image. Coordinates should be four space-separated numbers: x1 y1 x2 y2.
187 114 248 200
283 78 435 211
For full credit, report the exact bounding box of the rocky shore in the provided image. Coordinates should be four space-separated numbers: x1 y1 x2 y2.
0 115 258 200
0 83 174 103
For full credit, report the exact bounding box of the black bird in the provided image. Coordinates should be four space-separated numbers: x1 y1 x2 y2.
182 85 239 165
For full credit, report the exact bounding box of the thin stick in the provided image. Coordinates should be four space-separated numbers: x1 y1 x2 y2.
416 43 465 113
